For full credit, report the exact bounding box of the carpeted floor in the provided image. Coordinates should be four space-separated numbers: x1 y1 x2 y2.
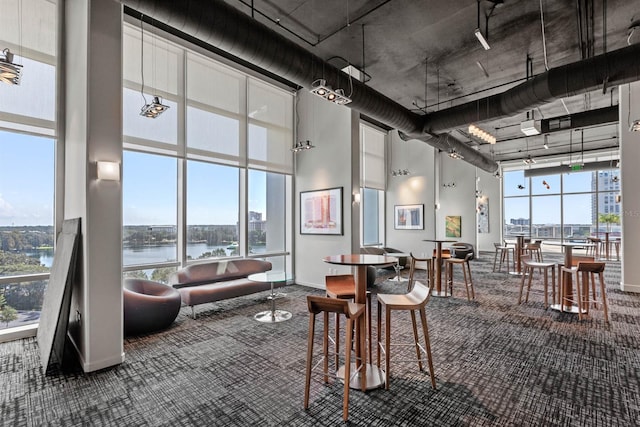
1 252 639 426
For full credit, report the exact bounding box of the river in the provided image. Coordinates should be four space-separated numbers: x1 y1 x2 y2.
30 242 265 268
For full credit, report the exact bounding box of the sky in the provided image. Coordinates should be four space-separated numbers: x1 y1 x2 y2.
0 130 55 226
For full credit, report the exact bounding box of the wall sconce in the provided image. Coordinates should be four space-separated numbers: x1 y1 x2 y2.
97 161 120 181
442 182 456 188
352 193 361 204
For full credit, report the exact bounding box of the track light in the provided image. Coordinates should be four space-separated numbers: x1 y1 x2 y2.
630 119 640 132
543 134 549 149
140 95 170 118
0 48 22 85
291 140 315 153
523 155 536 165
310 79 352 105
474 28 491 50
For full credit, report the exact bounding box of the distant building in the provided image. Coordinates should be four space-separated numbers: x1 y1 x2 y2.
248 211 266 232
510 218 529 226
592 170 621 223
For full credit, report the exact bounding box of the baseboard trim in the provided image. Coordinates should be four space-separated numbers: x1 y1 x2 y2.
67 332 125 373
620 282 640 293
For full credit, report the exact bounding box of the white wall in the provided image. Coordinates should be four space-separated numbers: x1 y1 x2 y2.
386 132 435 255
436 152 478 252
476 168 502 254
294 91 357 288
619 83 640 293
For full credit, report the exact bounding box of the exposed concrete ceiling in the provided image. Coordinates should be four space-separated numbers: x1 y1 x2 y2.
225 0 639 165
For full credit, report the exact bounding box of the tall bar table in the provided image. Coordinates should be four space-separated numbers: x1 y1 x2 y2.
422 239 456 296
249 272 292 323
544 241 595 313
323 254 397 390
508 234 527 276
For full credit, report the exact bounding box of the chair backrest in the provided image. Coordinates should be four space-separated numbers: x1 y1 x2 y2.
306 295 364 319
406 280 432 307
493 242 502 249
571 255 595 266
575 261 606 273
325 274 355 289
433 248 451 257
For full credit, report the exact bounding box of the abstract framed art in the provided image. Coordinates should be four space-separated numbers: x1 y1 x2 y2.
394 204 424 230
300 187 343 235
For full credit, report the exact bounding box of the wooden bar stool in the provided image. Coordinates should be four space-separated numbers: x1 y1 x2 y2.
408 252 432 292
325 274 372 366
376 281 437 390
560 261 609 322
444 253 475 301
518 256 556 309
493 242 514 272
304 296 366 421
523 241 543 262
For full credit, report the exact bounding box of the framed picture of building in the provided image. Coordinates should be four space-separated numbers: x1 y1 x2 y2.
300 187 343 235
446 215 462 237
394 204 424 230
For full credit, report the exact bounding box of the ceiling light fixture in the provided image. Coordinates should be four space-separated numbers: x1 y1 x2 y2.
140 96 170 118
138 15 169 118
310 79 352 105
523 155 536 165
630 119 640 132
0 48 22 85
474 28 491 50
468 124 496 144
390 169 410 177
291 140 314 153
448 148 464 160
543 134 549 149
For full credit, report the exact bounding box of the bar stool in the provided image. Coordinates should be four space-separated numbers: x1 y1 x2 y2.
518 256 556 309
325 275 372 367
444 253 475 301
493 242 514 272
304 296 366 421
408 252 432 292
376 281 437 390
560 261 609 322
523 241 543 262
556 255 595 293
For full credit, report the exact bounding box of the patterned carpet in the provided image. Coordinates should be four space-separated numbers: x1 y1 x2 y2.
1 252 639 426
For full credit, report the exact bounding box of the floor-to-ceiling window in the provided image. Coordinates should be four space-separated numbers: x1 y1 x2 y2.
503 158 621 245
121 18 293 280
0 0 58 334
360 123 386 246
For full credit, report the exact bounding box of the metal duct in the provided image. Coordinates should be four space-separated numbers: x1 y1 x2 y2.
523 160 618 177
423 44 640 134
398 131 497 172
116 0 500 172
540 106 618 134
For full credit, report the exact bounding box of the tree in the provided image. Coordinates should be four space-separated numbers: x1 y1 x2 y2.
598 213 620 232
0 305 18 327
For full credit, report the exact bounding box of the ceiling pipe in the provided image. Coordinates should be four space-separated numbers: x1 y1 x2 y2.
115 0 500 172
423 43 640 134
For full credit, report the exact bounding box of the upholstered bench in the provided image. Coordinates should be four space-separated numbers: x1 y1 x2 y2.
168 259 273 318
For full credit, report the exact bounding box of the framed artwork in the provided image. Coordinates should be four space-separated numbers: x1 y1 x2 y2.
300 187 343 235
477 197 489 233
445 215 462 237
394 204 424 230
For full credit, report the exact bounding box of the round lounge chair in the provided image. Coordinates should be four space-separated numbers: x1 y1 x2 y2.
123 278 182 336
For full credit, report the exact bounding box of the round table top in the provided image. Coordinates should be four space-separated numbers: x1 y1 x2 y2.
248 271 292 283
544 241 595 248
422 239 457 243
323 254 398 266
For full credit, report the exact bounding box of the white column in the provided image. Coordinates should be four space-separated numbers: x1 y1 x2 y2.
619 82 640 293
64 0 124 371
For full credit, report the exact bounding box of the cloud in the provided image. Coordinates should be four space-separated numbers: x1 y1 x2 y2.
0 194 16 218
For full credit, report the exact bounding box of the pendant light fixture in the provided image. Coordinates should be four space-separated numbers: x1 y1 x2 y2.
1 1 23 85
138 15 169 118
